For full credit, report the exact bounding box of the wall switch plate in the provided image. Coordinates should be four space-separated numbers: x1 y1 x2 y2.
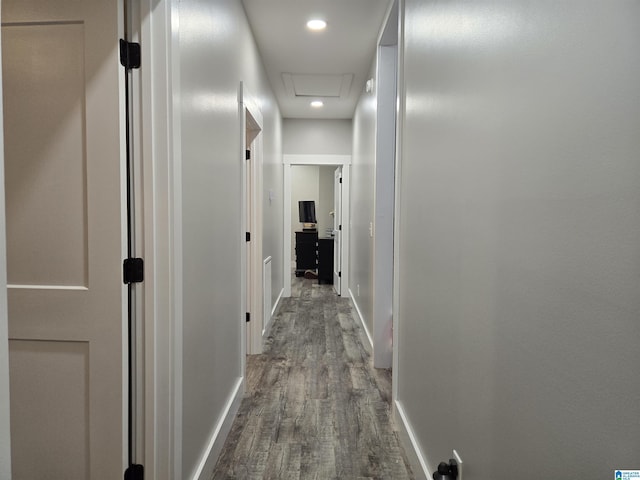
453 449 463 480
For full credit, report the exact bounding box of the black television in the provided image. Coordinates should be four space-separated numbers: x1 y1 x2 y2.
298 200 317 225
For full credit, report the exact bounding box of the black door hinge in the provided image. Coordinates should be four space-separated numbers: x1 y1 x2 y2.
246 232 251 242
124 464 144 480
246 312 251 322
339 271 342 278
245 150 251 160
339 225 342 231
120 39 141 69
123 258 144 284
339 177 342 183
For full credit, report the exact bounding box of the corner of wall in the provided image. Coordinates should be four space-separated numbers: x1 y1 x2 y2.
190 377 244 480
393 400 431 480
348 288 373 349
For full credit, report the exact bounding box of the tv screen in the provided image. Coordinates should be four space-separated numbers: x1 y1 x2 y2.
298 200 317 223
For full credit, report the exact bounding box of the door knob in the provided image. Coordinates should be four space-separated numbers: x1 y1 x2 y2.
433 458 458 480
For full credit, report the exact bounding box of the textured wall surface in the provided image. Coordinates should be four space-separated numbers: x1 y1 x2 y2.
397 1 640 478
178 0 282 476
283 119 352 155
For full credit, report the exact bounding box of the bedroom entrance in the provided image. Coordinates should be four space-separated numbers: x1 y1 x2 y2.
283 155 351 299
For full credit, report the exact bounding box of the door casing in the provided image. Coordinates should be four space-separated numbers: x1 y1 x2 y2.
283 154 351 298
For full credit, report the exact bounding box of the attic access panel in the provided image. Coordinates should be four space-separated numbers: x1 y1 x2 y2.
282 73 353 98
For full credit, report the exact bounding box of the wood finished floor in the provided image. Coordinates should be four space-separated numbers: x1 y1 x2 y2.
211 277 414 480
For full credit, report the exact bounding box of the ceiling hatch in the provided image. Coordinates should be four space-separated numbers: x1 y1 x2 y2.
282 73 353 98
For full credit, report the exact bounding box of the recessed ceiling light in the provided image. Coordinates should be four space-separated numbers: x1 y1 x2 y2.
310 100 324 108
306 19 327 31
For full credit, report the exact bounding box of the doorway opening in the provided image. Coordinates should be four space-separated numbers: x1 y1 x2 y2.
241 84 264 356
372 0 398 369
283 155 351 299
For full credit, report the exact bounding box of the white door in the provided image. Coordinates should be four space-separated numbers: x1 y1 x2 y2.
3 1 126 478
245 103 263 355
333 167 342 293
245 144 253 350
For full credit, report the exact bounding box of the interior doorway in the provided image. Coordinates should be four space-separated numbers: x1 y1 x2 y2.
372 0 398 369
242 84 264 356
283 154 351 298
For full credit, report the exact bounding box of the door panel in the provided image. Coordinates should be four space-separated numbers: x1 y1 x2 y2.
4 23 88 287
333 167 342 293
9 340 90 479
2 0 125 478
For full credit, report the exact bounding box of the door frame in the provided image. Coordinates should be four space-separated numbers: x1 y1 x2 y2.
283 154 351 298
372 1 399 369
137 0 183 477
333 167 343 293
241 83 264 356
0 8 11 474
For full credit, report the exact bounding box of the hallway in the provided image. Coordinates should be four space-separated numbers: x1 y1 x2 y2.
211 278 413 479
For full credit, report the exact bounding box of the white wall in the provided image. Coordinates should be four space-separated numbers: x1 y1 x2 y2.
350 58 377 338
283 118 352 155
396 1 640 478
262 116 284 311
177 0 282 477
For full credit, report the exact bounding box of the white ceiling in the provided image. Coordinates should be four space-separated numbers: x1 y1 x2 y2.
241 0 392 119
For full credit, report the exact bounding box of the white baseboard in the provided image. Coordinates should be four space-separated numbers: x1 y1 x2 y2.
348 288 373 349
394 400 432 480
263 287 284 338
272 287 283 318
192 377 244 480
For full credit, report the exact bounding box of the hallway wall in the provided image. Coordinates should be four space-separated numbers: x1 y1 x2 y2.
396 1 640 478
283 118 352 155
177 0 282 477
350 57 377 340
263 118 284 314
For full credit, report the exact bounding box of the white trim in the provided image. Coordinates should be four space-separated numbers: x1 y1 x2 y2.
392 0 406 412
339 165 351 298
283 166 292 297
284 154 351 166
348 288 373 349
0 12 12 475
372 4 398 371
169 0 184 476
272 287 284 318
394 400 432 480
192 377 244 480
239 85 248 374
262 256 272 336
137 0 181 476
263 287 284 340
7 284 88 291
118 1 130 467
283 156 351 298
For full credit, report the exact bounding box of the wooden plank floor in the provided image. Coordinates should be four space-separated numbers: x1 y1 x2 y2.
210 277 414 480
